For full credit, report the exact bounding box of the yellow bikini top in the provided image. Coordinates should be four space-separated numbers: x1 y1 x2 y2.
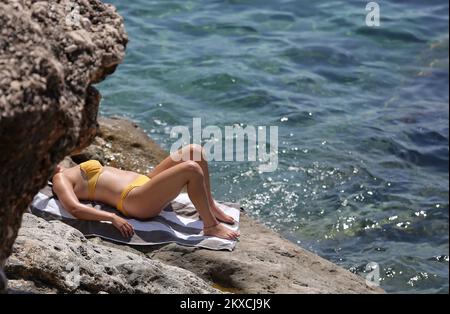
79 160 103 200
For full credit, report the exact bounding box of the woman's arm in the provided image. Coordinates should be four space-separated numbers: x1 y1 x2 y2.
52 172 134 237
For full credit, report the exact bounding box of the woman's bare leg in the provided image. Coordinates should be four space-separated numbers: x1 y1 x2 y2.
128 161 239 240
147 144 234 223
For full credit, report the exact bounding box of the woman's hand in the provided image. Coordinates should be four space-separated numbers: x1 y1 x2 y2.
111 214 134 238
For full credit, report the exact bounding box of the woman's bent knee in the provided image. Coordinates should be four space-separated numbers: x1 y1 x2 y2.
182 160 204 177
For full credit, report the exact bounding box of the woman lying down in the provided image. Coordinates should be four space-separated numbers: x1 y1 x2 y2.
51 144 240 240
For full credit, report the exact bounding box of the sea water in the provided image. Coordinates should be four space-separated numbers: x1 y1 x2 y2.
98 0 449 293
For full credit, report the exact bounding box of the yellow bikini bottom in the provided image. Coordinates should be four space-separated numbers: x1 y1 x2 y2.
117 175 151 217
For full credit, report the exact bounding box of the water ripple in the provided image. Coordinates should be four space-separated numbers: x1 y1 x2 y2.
99 0 449 293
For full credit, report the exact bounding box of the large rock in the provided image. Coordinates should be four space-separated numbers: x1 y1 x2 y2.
5 214 218 294
143 218 378 293
0 0 127 291
71 117 385 294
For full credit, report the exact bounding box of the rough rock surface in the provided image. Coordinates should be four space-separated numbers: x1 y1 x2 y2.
0 0 127 291
71 116 168 174
143 220 380 294
5 214 218 294
67 117 384 294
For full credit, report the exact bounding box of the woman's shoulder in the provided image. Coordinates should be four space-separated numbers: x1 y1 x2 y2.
55 164 83 183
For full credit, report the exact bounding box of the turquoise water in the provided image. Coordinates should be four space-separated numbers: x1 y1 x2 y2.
98 0 449 293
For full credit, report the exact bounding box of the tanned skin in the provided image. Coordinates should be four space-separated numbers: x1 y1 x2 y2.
52 144 239 240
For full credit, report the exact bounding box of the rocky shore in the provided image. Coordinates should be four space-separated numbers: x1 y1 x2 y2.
7 117 383 294
0 0 383 294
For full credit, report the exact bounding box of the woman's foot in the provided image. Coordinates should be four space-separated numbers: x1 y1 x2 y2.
203 222 240 240
211 203 235 224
